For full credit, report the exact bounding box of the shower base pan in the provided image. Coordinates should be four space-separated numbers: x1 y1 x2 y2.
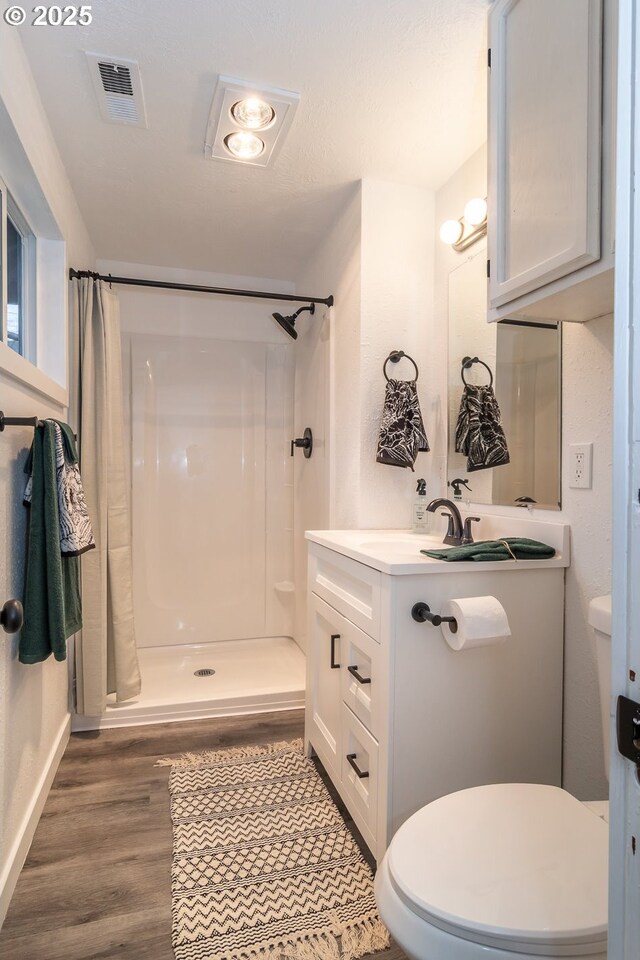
72 636 305 731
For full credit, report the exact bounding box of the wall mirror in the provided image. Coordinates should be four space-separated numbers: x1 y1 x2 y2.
447 245 562 510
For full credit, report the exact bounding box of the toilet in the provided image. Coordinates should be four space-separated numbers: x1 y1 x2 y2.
375 595 612 960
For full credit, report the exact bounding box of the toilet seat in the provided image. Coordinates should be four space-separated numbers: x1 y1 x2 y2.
386 783 608 957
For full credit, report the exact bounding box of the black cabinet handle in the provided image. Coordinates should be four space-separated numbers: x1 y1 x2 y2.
330 634 340 669
347 665 371 685
346 752 369 779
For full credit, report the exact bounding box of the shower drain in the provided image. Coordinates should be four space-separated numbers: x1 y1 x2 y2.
194 668 216 677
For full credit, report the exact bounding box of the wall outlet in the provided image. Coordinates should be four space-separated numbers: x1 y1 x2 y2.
569 442 593 489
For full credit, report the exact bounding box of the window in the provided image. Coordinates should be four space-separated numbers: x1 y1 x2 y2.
1 177 35 361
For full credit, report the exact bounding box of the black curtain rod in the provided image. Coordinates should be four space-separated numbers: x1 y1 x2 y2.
69 269 334 307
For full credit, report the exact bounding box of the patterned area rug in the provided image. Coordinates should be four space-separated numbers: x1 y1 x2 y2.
159 739 389 960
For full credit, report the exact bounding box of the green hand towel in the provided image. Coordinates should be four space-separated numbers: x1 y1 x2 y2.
20 421 82 664
421 537 556 562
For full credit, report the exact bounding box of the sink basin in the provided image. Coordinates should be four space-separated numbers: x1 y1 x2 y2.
350 533 442 553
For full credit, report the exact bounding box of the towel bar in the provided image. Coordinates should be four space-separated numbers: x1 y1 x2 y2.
0 411 40 431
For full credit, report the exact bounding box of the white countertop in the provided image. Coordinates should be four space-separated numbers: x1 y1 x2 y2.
305 519 570 576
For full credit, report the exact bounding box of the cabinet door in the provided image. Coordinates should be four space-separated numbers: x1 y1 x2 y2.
306 594 344 778
488 0 603 308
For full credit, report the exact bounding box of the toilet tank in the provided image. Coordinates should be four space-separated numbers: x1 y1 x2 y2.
588 595 612 781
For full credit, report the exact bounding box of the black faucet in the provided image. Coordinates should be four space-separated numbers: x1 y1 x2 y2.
426 498 481 546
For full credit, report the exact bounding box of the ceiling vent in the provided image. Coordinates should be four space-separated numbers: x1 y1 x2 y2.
86 53 147 127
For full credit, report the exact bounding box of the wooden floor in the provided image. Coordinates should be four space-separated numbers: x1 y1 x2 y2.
0 709 406 960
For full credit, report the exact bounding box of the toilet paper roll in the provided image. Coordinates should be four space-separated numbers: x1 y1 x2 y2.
440 596 511 652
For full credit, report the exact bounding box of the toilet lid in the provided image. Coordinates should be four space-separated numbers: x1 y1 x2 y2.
387 784 608 952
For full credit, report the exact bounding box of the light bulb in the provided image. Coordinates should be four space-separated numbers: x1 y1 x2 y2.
439 219 464 245
224 131 265 160
463 197 487 227
230 97 275 130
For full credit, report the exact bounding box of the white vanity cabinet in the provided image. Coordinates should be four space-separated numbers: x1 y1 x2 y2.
487 0 617 323
305 527 569 861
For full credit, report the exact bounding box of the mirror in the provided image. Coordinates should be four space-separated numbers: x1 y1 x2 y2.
447 245 561 510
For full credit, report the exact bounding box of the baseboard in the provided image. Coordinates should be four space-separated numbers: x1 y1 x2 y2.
0 713 70 928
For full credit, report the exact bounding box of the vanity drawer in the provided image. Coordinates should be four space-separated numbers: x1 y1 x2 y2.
340 619 381 740
341 705 379 852
309 545 381 641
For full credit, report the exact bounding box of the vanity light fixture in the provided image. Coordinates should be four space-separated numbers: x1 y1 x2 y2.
440 197 488 251
439 219 464 245
205 76 300 167
463 197 488 227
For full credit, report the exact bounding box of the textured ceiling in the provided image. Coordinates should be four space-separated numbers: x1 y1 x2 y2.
18 0 488 280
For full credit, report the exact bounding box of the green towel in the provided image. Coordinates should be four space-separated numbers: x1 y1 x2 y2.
421 537 556 562
20 421 82 664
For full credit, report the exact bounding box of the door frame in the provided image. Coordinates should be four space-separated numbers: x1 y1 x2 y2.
609 1 640 955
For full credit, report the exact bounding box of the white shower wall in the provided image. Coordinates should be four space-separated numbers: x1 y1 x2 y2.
129 334 294 646
104 262 297 651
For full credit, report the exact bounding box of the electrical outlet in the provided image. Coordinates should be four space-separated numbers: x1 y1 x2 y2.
569 442 593 489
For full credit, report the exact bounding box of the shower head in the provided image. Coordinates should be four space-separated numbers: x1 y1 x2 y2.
273 311 299 340
272 302 315 340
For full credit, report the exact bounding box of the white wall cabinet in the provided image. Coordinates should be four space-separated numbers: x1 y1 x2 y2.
487 0 616 323
305 540 566 860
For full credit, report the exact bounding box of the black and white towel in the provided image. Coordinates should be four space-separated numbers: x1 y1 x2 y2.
455 383 510 472
376 378 429 470
25 420 95 556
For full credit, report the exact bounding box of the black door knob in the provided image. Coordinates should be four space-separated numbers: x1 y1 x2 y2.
1 598 24 634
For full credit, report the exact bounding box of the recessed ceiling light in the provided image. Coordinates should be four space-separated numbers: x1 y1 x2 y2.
224 131 266 160
231 97 275 130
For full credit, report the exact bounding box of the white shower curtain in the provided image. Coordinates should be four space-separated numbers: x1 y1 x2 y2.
72 277 141 716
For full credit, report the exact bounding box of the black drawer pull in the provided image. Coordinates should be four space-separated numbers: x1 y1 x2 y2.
346 752 369 779
330 634 340 669
347 665 371 685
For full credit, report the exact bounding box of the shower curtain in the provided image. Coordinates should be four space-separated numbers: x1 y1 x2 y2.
72 277 141 716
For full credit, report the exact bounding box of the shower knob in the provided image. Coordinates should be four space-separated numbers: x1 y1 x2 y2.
290 427 313 459
1 598 24 634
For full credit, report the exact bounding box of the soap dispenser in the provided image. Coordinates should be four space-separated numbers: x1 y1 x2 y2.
449 478 472 501
412 479 429 533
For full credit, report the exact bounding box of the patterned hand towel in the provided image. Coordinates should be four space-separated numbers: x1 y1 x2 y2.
455 383 510 472
376 378 429 470
422 538 555 562
24 420 95 556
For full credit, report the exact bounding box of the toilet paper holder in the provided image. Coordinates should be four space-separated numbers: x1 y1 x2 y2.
411 601 458 633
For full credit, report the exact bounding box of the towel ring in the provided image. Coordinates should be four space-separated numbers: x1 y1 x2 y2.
461 356 493 388
383 350 419 382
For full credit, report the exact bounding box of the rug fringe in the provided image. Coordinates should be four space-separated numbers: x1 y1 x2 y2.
189 917 390 960
156 738 304 767
340 917 390 960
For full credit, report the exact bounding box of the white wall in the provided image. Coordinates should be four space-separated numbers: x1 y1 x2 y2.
292 184 362 650
293 179 435 647
0 28 94 925
561 315 613 800
434 145 613 800
357 180 435 528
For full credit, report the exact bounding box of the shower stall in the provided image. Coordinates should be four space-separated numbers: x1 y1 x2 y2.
78 278 308 727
